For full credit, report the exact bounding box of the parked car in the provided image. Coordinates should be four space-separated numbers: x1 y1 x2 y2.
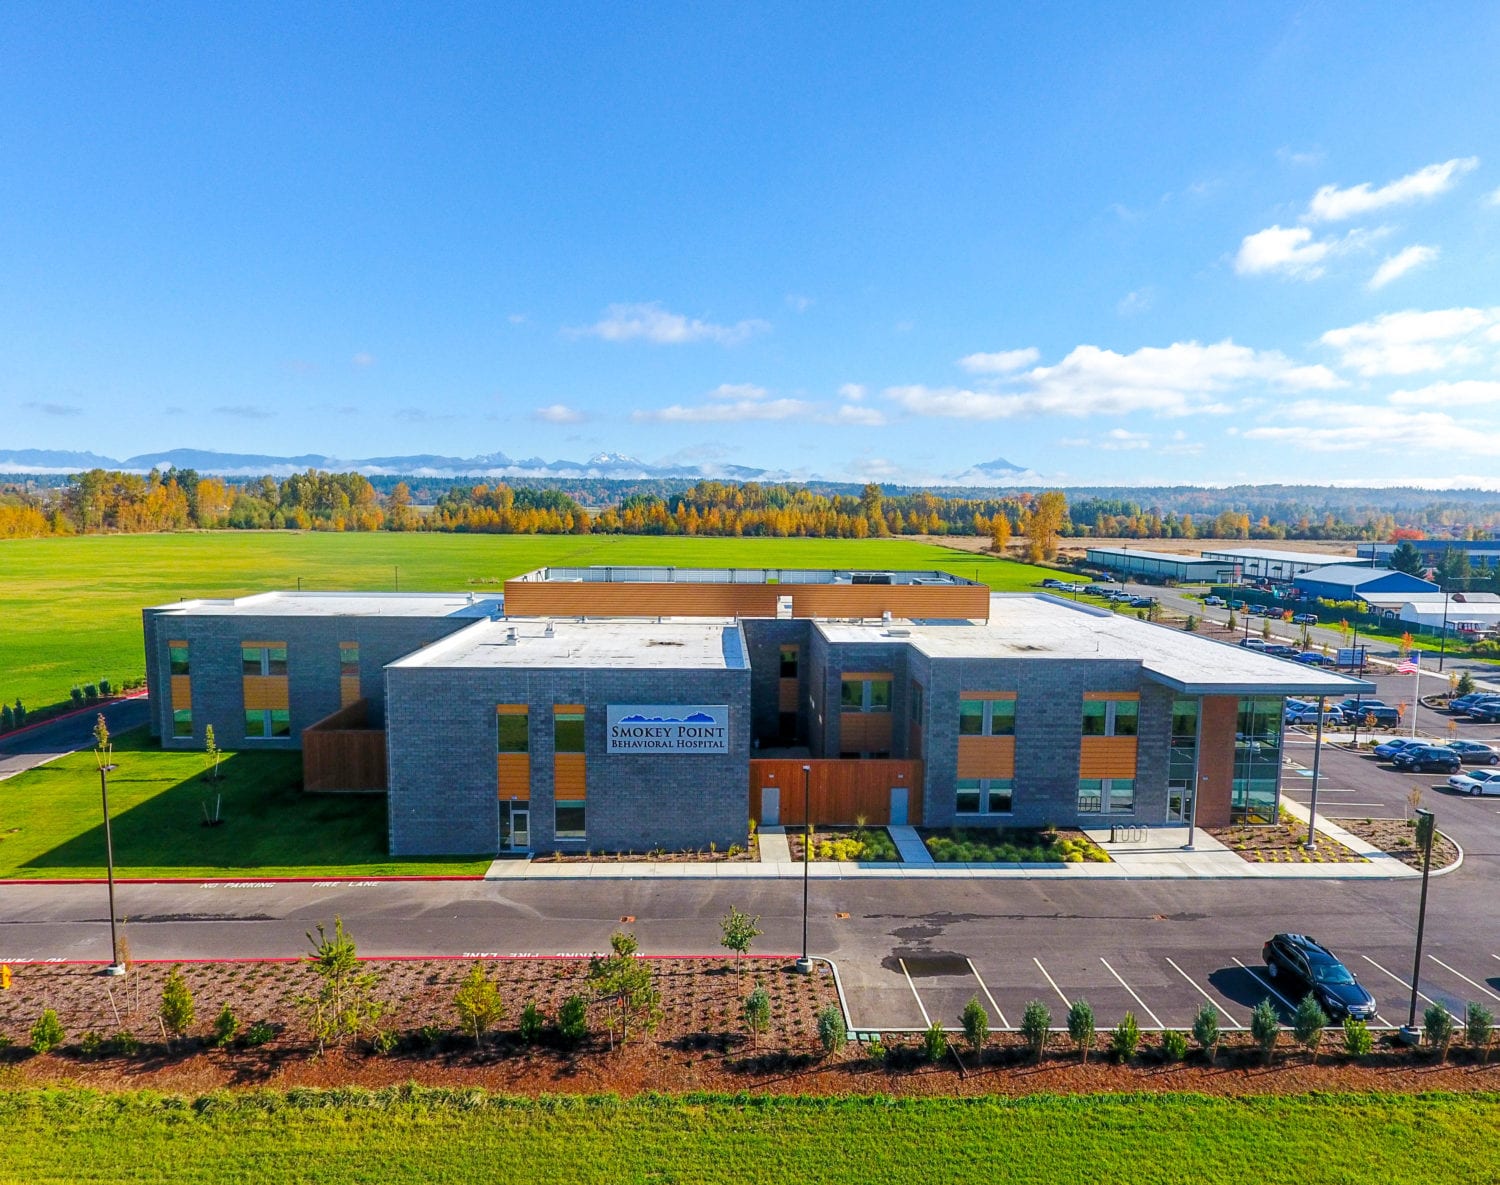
1447 693 1492 714
1446 740 1500 766
1286 704 1345 727
1040 578 1065 589
1109 590 1135 602
1229 599 1247 611
1448 768 1500 796
1373 737 1421 759
1359 705 1403 727
1391 744 1461 773
1240 638 1269 650
1084 584 1110 596
1292 613 1319 625
1261 934 1377 1020
1338 697 1386 714
1469 703 1500 724
1264 644 1300 658
1294 651 1334 665
1249 604 1269 616
1129 597 1156 608
1203 595 1226 607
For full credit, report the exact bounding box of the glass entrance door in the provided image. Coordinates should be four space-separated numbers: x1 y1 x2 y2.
511 807 530 851
1167 781 1192 824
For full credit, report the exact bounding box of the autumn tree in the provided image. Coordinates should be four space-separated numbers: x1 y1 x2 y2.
1025 491 1069 563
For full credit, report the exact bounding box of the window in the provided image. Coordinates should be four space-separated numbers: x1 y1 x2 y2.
1233 696 1283 823
498 707 529 753
270 708 290 737
1077 778 1134 814
960 697 1015 736
956 778 1013 815
1082 697 1138 736
554 710 585 753
910 681 924 717
173 708 192 737
779 645 799 678
242 643 288 676
266 645 288 676
244 709 291 739
554 802 586 840
339 643 359 677
168 642 190 676
841 677 892 712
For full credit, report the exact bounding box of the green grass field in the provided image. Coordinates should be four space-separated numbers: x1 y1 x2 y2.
0 1089 1493 1183
0 532 1051 712
0 727 487 878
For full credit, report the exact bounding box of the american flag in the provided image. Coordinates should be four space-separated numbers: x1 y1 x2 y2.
1397 655 1420 674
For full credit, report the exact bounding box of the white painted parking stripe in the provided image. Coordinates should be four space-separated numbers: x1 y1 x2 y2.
1359 955 1462 1022
1100 957 1163 1029
1165 957 1244 1030
1033 957 1071 1010
1232 956 1297 1016
897 958 932 1028
967 958 1008 1030
1431 956 1500 1003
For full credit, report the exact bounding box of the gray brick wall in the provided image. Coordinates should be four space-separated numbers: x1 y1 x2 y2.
742 619 812 745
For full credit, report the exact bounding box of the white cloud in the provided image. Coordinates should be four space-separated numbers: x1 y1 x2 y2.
1369 244 1438 290
707 383 769 402
1319 307 1500 376
829 404 887 427
1277 146 1325 168
1234 224 1375 279
352 352 375 367
838 383 867 401
1242 403 1495 455
507 313 529 325
1103 428 1152 450
532 403 586 424
887 339 1341 422
1487 185 1500 207
569 302 770 346
957 348 1040 375
1306 157 1479 222
1116 288 1153 316
1387 379 1500 408
634 397 811 424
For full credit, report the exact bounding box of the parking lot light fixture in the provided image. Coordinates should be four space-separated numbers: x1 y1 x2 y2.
98 759 125 977
795 764 813 975
1305 697 1325 851
1400 808 1437 1044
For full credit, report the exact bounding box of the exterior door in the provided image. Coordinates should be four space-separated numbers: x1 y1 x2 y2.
511 807 530 851
1167 781 1191 825
889 786 909 826
761 786 780 826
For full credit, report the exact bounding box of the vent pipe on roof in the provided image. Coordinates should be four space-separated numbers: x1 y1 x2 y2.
505 627 518 645
544 622 554 638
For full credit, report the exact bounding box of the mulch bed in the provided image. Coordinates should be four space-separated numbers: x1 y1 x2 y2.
533 837 759 863
1207 822 1369 864
1332 818 1461 871
1 959 1498 1097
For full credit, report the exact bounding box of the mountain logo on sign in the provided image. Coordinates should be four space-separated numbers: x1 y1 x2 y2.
619 712 717 724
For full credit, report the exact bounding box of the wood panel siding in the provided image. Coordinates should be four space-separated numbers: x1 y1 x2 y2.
554 753 587 801
957 735 1016 778
1195 696 1239 827
502 580 991 622
749 759 924 826
777 678 799 712
1082 691 1141 702
242 676 289 710
340 676 360 707
1079 736 1138 777
301 700 386 793
497 754 531 801
170 675 192 709
959 691 1017 701
839 712 892 754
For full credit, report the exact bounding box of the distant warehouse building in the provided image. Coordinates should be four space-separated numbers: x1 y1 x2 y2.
1293 565 1439 605
1197 547 1350 584
1084 547 1235 584
143 567 1371 856
1358 540 1500 570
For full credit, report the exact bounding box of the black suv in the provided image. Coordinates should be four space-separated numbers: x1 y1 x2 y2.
1261 934 1376 1020
1391 744 1461 773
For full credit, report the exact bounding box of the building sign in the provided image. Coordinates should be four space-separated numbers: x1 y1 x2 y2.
607 705 729 753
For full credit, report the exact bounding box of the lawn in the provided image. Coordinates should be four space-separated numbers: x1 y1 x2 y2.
0 1089 1494 1183
0 533 1053 712
0 727 487 878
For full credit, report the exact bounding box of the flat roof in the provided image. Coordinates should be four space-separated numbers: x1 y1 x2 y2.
1084 547 1230 566
508 566 978 587
1297 565 1436 588
388 617 749 671
1198 547 1350 565
816 594 1375 696
148 591 503 619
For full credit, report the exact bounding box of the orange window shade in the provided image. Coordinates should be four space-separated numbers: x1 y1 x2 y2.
497 704 529 715
839 712 892 753
242 676 289 710
957 735 1015 778
497 754 531 800
960 691 1017 701
340 676 360 707
170 675 192 709
1079 736 1138 777
553 704 585 714
841 672 893 682
778 679 799 712
554 753 587 800
1082 691 1141 702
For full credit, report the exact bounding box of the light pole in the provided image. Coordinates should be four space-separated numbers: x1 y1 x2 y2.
1400 808 1436 1043
1305 696 1326 851
1438 590 1450 673
795 764 813 974
98 758 125 976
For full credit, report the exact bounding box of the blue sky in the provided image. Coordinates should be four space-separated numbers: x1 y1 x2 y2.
3 3 1499 486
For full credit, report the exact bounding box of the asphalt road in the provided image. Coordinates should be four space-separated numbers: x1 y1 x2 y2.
0 696 150 782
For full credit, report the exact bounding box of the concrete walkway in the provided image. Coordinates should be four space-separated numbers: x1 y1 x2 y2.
756 826 791 863
887 825 934 865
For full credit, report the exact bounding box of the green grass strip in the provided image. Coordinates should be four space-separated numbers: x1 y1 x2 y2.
0 1088 1495 1184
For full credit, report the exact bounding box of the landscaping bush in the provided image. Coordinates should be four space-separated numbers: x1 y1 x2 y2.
83 683 98 702
99 678 112 696
922 827 1106 864
454 963 504 1049
70 686 83 705
1067 998 1095 1063
29 1009 64 1054
79 1030 105 1058
557 994 589 1046
160 965 195 1048
1109 1011 1140 1063
1425 1002 1455 1061
961 995 989 1052
1293 994 1328 1063
1467 1002 1493 1064
1160 1030 1188 1062
922 1021 948 1063
242 1021 275 1048
519 1001 544 1045
816 1005 847 1058
1343 1016 1373 1058
108 1030 141 1056
212 1003 239 1049
1251 998 1280 1065
1192 1003 1220 1065
1021 999 1050 1064
742 986 771 1050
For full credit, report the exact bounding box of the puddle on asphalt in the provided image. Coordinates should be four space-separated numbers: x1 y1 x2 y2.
901 955 971 978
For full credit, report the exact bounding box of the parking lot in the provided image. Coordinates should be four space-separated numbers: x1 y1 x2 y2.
847 936 1500 1035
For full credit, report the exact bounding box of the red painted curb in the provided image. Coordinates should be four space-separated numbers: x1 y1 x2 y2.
0 953 800 967
0 690 149 743
0 873 485 886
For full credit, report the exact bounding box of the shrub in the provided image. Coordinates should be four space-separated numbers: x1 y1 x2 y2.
557 994 589 1046
1467 1002 1494 1063
1192 1003 1220 1065
1293 994 1328 1063
1 704 12 731
30 1009 64 1054
1067 998 1095 1063
371 1028 398 1056
212 1003 239 1049
70 686 84 705
865 1036 886 1063
160 965 195 1047
922 1021 948 1063
1020 999 1050 1064
1160 1030 1188 1062
79 1030 105 1058
453 962 504 1049
242 1021 275 1048
519 1001 543 1044
1109 1011 1140 1063
1456 672 1477 696
1343 1015 1373 1058
719 906 763 992
743 986 771 1050
99 678 112 696
1251 998 1280 1065
1424 1002 1455 1061
816 1005 847 1058
299 917 385 1055
83 683 98 701
961 995 989 1052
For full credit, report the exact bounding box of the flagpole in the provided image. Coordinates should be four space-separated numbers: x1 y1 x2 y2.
1410 652 1420 739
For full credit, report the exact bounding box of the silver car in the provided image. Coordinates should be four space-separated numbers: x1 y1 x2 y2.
1448 768 1500 796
